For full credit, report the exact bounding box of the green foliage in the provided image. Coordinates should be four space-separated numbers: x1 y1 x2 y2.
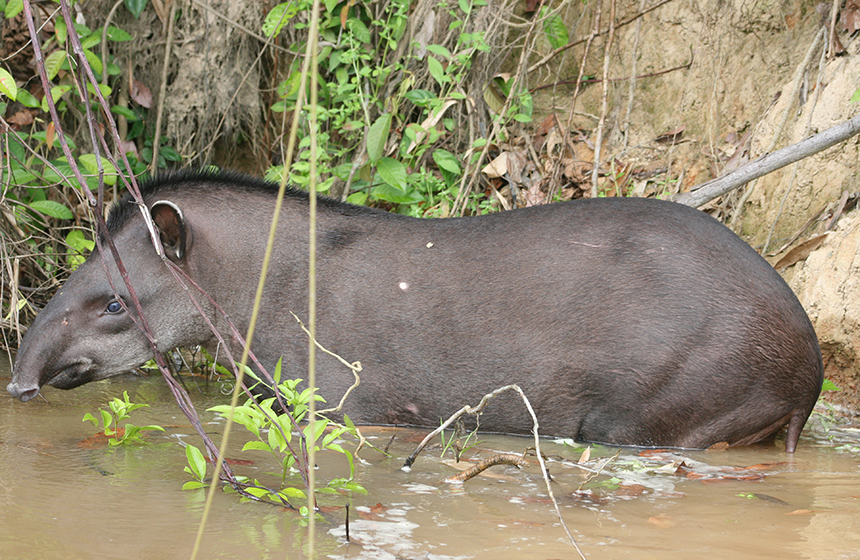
182 444 209 490
82 391 165 446
204 359 366 506
262 0 522 217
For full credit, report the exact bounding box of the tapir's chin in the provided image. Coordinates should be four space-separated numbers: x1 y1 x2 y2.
45 360 97 390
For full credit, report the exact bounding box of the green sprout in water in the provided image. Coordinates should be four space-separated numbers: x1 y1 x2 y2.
82 390 165 446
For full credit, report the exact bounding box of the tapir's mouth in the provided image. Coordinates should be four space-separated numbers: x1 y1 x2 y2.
45 360 96 390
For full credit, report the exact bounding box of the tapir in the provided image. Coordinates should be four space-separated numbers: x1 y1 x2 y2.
7 169 823 451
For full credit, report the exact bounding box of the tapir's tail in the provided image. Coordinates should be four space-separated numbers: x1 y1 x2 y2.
784 407 811 453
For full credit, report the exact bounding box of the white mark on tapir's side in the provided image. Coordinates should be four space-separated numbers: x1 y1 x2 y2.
426 242 434 248
399 281 409 291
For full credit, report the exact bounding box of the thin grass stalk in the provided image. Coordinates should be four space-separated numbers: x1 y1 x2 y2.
305 0 322 553
190 3 323 558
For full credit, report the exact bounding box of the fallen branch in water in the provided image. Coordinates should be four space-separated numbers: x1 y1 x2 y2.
401 384 586 560
445 453 529 484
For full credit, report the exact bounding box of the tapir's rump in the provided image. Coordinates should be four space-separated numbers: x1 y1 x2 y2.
8 169 823 451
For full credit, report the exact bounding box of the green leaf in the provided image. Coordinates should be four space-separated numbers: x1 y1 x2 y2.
366 113 392 164
185 444 207 479
376 157 407 189
65 230 94 269
0 68 16 101
85 82 112 99
425 44 451 59
5 0 22 18
182 480 208 490
28 200 73 220
100 409 113 429
822 379 842 392
55 16 68 45
79 153 118 186
427 56 448 86
371 183 423 204
432 149 460 175
242 440 272 453
404 89 436 107
41 84 74 112
347 18 371 44
279 487 307 499
111 105 138 120
262 2 298 37
82 412 99 426
458 0 472 15
106 26 133 41
15 89 38 108
125 0 147 19
541 9 569 50
83 49 103 76
44 51 68 82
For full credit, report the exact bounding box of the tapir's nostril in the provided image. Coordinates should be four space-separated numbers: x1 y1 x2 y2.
7 381 40 402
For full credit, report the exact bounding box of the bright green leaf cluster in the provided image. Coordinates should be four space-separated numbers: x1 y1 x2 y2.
82 391 165 446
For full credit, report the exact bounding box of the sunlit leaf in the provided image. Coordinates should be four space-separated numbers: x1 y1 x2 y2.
185 444 207 479
28 200 73 220
427 56 447 86
79 153 118 186
0 68 16 101
5 0 22 18
262 2 298 37
376 157 407 190
106 26 133 41
366 113 392 164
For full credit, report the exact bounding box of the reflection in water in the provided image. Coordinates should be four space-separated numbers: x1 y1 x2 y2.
1 362 859 559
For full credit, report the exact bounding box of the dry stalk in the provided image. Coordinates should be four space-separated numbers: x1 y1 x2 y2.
290 311 362 416
528 0 674 74
150 0 177 174
729 27 825 227
763 26 830 253
401 384 586 560
575 448 621 492
622 0 646 149
591 0 616 197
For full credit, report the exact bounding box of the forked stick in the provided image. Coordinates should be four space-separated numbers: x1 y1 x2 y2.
401 384 586 560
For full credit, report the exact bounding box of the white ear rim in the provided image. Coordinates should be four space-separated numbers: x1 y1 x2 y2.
151 200 187 260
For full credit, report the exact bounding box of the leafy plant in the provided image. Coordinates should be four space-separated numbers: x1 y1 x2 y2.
261 0 525 217
205 359 366 507
82 390 165 446
182 444 209 490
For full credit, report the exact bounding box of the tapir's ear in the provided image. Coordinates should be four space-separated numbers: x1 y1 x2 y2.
150 200 189 261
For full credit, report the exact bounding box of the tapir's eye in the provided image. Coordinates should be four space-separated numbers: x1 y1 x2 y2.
105 300 124 314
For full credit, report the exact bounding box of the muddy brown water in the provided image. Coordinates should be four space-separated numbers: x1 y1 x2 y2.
1 359 859 560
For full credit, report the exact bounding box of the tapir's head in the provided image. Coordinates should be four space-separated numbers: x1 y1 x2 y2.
7 195 209 401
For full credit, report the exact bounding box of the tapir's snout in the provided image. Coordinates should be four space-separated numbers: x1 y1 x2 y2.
7 380 40 402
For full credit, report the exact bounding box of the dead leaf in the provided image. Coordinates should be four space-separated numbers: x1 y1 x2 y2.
482 152 511 178
7 111 34 127
46 121 55 149
827 190 850 230
751 493 790 506
578 447 591 464
654 125 685 145
648 514 676 528
785 509 814 515
706 441 730 451
842 0 860 33
130 78 153 108
774 234 828 270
